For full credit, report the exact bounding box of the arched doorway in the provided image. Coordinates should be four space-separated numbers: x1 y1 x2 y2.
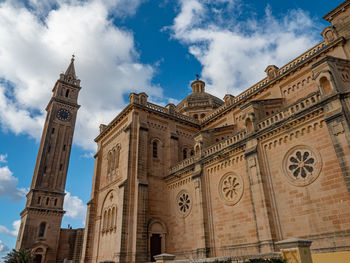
150 234 162 262
33 247 45 263
148 219 167 262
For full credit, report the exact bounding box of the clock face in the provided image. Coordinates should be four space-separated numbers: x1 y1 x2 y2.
57 108 72 121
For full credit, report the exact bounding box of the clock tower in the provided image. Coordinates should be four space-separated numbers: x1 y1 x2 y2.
16 56 81 263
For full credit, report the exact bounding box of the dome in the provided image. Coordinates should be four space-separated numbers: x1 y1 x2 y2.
176 77 224 119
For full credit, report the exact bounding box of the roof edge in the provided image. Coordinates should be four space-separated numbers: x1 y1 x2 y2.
323 0 350 22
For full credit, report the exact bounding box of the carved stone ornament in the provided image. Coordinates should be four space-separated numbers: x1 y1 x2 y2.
218 172 244 206
321 26 338 44
282 145 322 186
265 65 279 80
176 190 192 217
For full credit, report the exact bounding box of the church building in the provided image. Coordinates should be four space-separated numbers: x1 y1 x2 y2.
16 1 350 262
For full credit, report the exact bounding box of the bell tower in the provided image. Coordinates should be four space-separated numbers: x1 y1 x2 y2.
16 56 81 263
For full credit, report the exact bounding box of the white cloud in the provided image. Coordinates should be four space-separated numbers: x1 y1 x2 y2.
0 240 9 255
169 0 321 97
0 154 7 163
0 164 26 201
0 220 20 237
0 0 161 150
63 192 86 222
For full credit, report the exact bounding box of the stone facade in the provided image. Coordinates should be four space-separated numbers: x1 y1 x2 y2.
81 1 350 262
15 1 350 263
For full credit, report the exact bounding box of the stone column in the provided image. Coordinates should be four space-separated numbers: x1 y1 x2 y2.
245 139 275 253
80 150 101 263
276 238 313 263
325 111 350 195
192 163 208 258
134 121 149 262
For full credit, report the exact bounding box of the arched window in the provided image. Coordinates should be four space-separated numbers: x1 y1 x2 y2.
112 207 116 230
153 141 158 158
111 149 116 170
246 118 254 133
114 147 120 169
320 76 332 95
38 223 46 237
200 113 206 119
107 152 112 173
183 149 187 160
103 210 107 231
65 89 70 98
107 209 112 230
193 114 198 120
195 145 200 155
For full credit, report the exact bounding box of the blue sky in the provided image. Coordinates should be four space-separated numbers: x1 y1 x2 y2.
0 0 344 258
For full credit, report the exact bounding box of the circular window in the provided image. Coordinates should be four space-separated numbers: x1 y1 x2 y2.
176 190 192 217
218 173 244 206
282 145 322 186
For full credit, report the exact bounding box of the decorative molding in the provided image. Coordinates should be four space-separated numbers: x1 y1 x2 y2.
332 122 345 135
167 177 192 190
176 129 193 138
218 172 244 206
260 112 325 149
282 76 313 96
282 145 322 187
206 154 244 175
147 120 167 131
176 190 192 217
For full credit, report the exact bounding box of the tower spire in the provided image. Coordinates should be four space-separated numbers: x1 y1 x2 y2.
60 55 80 86
64 54 77 79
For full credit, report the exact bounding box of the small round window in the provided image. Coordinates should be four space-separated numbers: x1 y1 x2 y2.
176 190 192 217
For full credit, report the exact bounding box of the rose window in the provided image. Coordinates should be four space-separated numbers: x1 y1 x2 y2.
176 190 192 217
219 173 244 206
178 193 190 213
288 151 315 178
223 176 240 199
283 145 322 186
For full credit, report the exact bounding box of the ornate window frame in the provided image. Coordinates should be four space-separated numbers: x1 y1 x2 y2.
282 145 322 187
176 190 192 217
218 172 244 206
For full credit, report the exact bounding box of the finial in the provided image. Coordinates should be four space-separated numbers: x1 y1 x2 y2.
196 74 199 80
71 54 75 62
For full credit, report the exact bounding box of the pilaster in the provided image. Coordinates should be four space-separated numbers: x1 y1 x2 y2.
135 120 149 262
192 163 208 258
244 139 275 254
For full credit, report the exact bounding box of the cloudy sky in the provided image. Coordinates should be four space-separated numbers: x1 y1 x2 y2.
0 0 343 258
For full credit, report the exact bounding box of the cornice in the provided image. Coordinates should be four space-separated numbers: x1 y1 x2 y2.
200 37 345 127
323 0 350 22
95 103 201 143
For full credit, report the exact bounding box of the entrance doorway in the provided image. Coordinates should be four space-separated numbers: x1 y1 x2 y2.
150 234 162 262
34 254 42 263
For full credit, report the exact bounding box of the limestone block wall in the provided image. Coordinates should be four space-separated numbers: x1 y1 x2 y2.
204 152 259 257
18 211 63 263
165 175 199 258
83 112 133 263
261 113 350 251
57 228 84 263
